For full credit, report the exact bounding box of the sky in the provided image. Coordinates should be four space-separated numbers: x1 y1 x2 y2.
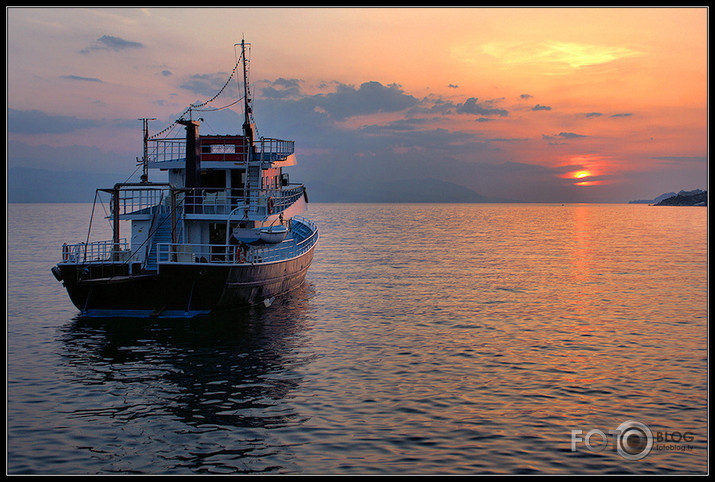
6 7 709 203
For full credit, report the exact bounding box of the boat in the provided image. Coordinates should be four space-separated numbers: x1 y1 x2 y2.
50 40 318 318
259 224 289 244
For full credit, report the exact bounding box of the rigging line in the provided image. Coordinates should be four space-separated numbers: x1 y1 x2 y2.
149 49 245 139
83 191 99 262
148 107 191 140
122 163 144 184
190 51 244 109
201 118 216 135
148 122 177 140
97 191 113 232
191 97 243 112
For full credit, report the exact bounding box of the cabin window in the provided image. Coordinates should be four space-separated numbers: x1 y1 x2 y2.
210 144 235 154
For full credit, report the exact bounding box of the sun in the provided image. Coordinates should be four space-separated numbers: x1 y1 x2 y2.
566 169 602 186
573 170 592 179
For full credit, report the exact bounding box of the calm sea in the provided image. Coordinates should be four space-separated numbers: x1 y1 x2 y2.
7 202 708 474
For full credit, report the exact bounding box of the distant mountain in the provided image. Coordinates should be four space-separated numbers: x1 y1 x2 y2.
8 167 511 204
629 192 676 204
8 167 130 203
654 189 707 206
306 178 514 203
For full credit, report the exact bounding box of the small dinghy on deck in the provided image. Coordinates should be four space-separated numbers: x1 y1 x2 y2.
260 225 289 244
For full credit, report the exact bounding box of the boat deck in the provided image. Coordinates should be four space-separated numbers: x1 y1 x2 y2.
156 216 318 267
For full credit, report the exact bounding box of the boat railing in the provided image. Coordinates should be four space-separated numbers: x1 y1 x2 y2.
255 137 294 163
292 215 317 232
156 217 318 266
183 185 305 216
116 188 169 216
247 221 317 263
146 136 293 164
111 184 304 217
147 137 185 163
183 189 243 215
60 239 130 264
258 185 305 214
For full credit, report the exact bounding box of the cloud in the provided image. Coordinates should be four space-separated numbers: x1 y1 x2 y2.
363 117 435 132
250 85 502 189
261 78 303 99
80 35 144 54
251 86 520 189
179 72 231 97
456 97 508 117
413 95 458 116
8 108 97 134
650 155 707 164
61 74 103 83
308 81 419 120
532 104 551 111
486 137 530 143
482 41 641 69
468 161 598 203
584 112 631 118
542 132 587 140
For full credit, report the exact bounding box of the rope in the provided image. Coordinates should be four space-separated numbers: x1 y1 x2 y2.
191 97 243 113
148 50 245 140
190 52 243 109
148 108 190 140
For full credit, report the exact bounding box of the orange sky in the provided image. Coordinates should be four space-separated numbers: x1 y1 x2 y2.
7 7 708 202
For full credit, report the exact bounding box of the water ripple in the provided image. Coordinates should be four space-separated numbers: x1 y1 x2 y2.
7 203 708 474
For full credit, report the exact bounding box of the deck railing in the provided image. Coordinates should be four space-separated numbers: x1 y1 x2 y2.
60 239 129 264
183 185 305 216
58 217 317 268
147 136 293 164
254 137 294 163
156 217 318 266
116 188 167 216
108 184 304 218
147 137 186 164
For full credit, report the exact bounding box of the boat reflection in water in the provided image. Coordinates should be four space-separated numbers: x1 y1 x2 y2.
59 283 316 473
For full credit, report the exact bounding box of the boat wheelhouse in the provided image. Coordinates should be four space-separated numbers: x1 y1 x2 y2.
51 40 318 317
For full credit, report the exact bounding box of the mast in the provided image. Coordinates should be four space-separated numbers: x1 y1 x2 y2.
240 39 255 151
138 118 155 183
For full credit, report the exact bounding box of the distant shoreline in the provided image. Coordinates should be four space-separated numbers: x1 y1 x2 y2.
653 189 707 207
630 189 707 207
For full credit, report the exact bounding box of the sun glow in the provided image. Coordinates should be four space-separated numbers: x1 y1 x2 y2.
479 41 641 70
573 170 592 179
564 169 603 187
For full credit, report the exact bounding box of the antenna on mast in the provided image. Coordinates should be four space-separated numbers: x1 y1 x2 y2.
138 118 156 183
239 37 255 148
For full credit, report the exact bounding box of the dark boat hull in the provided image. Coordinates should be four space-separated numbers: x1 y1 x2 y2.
55 249 314 318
